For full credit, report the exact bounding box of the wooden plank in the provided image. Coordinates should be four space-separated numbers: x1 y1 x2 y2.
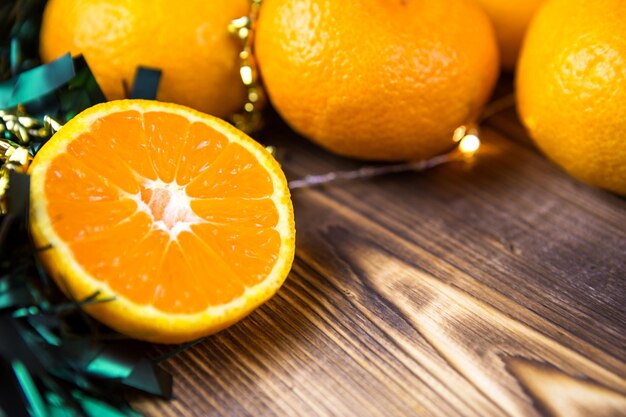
276 125 626 361
136 111 626 417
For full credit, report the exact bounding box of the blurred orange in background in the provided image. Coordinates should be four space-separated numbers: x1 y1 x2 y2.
40 0 249 118
517 0 626 195
255 0 499 161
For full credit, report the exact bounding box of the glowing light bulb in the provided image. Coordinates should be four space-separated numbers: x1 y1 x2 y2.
459 134 480 156
453 125 467 142
240 66 253 85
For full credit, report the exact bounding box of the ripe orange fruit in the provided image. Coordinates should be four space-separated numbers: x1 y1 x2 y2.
255 0 499 161
29 100 295 343
474 0 545 71
516 0 626 195
40 0 249 118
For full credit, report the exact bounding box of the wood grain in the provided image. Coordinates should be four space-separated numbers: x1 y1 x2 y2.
135 89 626 417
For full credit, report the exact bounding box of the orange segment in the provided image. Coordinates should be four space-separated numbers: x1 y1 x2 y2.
176 231 246 305
48 199 138 242
67 133 141 193
88 110 157 181
105 230 171 305
29 100 295 343
44 154 120 202
67 212 153 284
190 198 279 228
192 224 280 287
186 143 274 198
152 241 204 314
176 121 229 186
144 111 190 183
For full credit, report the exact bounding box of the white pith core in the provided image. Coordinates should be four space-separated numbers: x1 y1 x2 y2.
131 179 203 238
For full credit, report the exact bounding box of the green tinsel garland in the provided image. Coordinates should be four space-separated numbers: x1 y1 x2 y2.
1 172 172 417
1 2 174 416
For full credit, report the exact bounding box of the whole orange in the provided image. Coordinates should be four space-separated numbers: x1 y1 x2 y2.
255 0 499 161
40 0 248 118
517 0 626 195
475 0 545 71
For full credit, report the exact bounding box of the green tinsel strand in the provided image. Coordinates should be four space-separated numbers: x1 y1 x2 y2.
0 175 172 417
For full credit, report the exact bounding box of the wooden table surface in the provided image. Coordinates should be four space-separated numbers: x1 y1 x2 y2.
136 80 626 417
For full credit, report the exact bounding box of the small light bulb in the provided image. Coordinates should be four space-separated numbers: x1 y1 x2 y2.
240 66 253 86
453 125 467 142
459 134 480 156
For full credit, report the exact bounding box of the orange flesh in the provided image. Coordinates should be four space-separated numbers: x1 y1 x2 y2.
44 111 280 314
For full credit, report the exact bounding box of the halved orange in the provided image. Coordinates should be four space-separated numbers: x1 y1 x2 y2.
29 100 295 343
